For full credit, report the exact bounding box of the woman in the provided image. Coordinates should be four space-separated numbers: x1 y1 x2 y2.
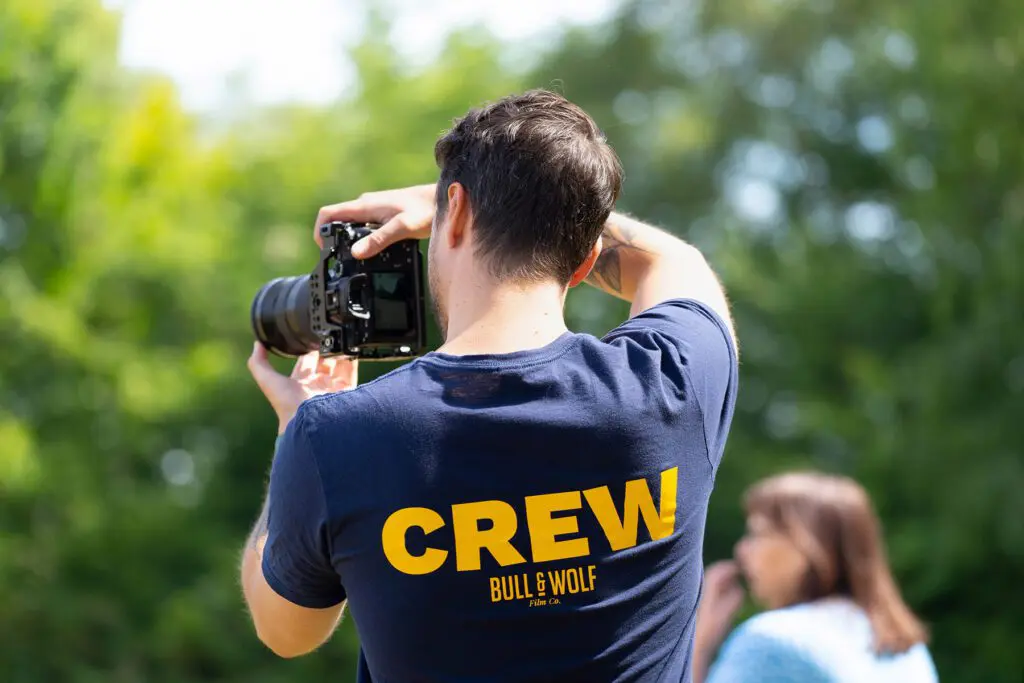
693 471 938 683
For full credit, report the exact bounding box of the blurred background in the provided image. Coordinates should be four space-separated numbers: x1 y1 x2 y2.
1 0 1022 681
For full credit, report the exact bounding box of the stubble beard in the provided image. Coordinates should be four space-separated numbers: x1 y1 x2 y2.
427 251 448 343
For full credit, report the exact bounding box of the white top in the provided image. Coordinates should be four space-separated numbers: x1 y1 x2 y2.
706 598 939 683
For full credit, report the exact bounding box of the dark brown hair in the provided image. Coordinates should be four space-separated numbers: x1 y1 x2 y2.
744 471 928 654
433 89 622 283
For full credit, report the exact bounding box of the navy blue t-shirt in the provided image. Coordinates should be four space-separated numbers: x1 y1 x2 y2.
262 298 738 683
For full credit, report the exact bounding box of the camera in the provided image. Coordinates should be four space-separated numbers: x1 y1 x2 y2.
250 221 427 360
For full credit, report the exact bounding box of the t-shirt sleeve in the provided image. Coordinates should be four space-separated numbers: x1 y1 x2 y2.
705 624 832 683
261 409 346 608
603 298 738 467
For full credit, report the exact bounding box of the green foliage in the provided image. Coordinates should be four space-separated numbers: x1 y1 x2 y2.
1 0 1020 681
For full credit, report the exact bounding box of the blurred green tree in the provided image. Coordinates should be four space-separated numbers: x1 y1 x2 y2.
1 0 1021 681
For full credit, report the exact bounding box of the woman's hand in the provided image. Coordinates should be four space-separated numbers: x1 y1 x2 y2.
693 560 746 682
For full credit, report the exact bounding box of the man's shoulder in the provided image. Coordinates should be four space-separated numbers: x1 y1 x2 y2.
297 363 420 433
603 297 733 345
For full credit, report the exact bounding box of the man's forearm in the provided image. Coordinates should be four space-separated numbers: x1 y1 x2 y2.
690 633 717 683
585 212 691 301
585 212 736 346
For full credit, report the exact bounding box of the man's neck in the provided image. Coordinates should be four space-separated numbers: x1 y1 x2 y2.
437 280 570 357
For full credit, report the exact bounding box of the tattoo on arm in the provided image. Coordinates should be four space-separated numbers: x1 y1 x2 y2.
589 240 623 293
586 219 651 296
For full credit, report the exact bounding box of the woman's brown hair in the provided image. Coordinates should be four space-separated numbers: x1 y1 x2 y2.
743 471 928 654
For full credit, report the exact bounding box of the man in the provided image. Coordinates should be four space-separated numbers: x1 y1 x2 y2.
242 89 739 682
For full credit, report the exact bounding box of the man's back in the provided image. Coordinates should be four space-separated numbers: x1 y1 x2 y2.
263 299 738 682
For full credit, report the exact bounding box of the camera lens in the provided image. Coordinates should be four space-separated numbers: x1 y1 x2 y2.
250 276 319 357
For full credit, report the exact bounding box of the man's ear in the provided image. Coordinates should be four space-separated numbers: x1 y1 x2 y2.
568 236 602 288
445 182 469 249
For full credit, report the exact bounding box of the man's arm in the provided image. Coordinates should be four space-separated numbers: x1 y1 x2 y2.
239 432 346 659
242 346 358 657
585 212 737 351
309 183 737 352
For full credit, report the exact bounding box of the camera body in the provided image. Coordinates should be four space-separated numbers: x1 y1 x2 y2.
312 221 427 359
251 221 427 361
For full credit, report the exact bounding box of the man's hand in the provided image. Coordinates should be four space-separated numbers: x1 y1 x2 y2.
314 184 436 258
247 343 359 434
